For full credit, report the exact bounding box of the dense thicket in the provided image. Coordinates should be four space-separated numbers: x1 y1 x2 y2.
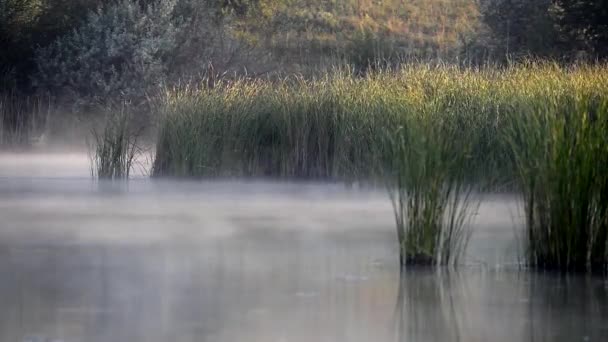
0 0 255 95
22 0 259 107
151 64 607 179
0 0 99 89
33 0 178 106
480 0 560 58
553 0 608 57
2 0 607 96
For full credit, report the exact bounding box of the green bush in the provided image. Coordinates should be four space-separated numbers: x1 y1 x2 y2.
34 0 179 106
0 0 102 91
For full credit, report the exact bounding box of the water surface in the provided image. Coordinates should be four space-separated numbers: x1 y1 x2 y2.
1 153 606 342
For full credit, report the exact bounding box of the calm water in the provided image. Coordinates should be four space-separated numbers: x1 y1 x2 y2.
0 153 607 342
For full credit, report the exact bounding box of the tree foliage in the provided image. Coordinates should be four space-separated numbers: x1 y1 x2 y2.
552 0 608 57
33 0 179 106
0 0 100 89
480 0 560 58
32 0 250 106
2 0 607 100
481 0 608 60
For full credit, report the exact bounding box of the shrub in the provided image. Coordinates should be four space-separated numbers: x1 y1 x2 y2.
480 0 560 59
34 0 180 107
32 0 254 109
345 27 396 74
0 0 102 91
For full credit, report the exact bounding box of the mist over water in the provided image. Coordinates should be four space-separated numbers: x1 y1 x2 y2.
1 153 607 342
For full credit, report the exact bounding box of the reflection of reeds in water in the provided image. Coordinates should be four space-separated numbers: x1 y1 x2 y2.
526 273 608 341
392 270 468 342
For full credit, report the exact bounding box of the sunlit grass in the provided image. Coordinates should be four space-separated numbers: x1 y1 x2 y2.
240 0 481 68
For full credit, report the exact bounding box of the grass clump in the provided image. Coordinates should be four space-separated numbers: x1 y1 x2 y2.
90 107 141 180
384 105 479 268
0 92 50 147
504 93 608 272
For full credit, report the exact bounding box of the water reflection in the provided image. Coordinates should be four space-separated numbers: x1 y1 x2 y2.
527 273 608 342
2 241 608 342
0 176 606 342
393 270 466 342
392 269 608 342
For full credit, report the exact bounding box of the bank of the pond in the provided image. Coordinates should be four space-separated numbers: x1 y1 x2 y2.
150 63 608 273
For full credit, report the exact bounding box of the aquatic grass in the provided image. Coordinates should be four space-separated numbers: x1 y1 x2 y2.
154 63 591 181
0 92 51 147
152 62 608 271
153 72 393 179
503 95 608 272
91 107 142 180
382 87 481 267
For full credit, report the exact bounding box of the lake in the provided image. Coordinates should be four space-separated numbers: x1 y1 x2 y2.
0 153 606 342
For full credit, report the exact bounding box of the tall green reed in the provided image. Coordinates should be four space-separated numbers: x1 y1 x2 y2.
90 106 142 180
152 63 608 271
382 87 481 267
0 92 51 147
153 73 389 179
504 95 608 272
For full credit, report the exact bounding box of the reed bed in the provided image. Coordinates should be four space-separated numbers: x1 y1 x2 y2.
152 63 608 271
153 66 505 180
